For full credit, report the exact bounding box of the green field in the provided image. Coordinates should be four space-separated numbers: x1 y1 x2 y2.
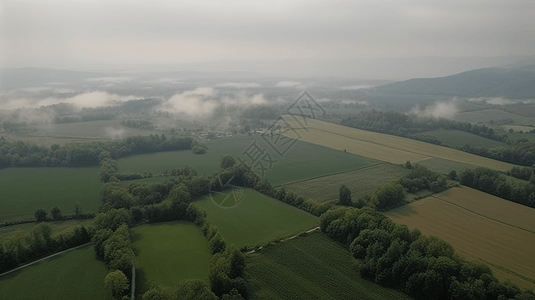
0 219 93 242
195 189 318 248
417 129 504 148
0 246 108 300
0 167 101 222
117 136 379 186
133 222 211 292
284 163 409 202
416 157 477 174
246 231 412 300
30 120 161 139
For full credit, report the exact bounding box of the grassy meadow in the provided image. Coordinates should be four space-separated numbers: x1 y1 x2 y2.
0 167 101 222
246 231 412 300
417 129 504 148
284 163 409 202
283 117 515 171
117 135 379 186
0 246 108 300
195 189 318 248
133 222 211 292
386 188 535 290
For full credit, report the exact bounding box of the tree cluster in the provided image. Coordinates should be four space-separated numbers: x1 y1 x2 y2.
460 139 535 167
121 119 152 129
0 223 91 273
459 167 535 208
399 164 449 194
506 166 534 181
320 207 535 300
240 105 280 120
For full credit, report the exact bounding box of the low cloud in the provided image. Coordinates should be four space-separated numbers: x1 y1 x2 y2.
86 77 132 83
221 93 266 105
105 127 126 139
275 81 301 87
339 85 373 90
467 97 535 106
37 91 138 109
410 100 459 119
216 82 260 88
2 91 139 110
158 87 218 118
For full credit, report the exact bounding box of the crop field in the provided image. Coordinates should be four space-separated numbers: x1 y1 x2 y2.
195 189 318 248
415 157 477 174
0 246 108 300
0 167 101 222
284 163 409 202
117 135 379 186
386 188 535 290
0 219 93 242
133 222 211 292
282 117 515 171
417 129 504 148
246 231 412 300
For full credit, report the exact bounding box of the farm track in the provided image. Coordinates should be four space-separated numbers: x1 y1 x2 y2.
246 227 320 255
0 242 92 278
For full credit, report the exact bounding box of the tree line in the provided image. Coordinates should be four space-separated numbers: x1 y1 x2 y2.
340 110 535 166
320 206 535 300
459 167 535 208
341 110 507 143
93 161 254 299
0 223 91 273
339 164 449 211
0 134 205 169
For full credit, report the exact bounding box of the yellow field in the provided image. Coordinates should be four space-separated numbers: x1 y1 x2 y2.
282 117 515 171
386 187 535 290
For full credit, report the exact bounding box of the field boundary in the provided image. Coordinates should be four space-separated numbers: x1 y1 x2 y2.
476 258 535 286
246 226 320 254
431 195 535 235
0 242 92 278
131 249 136 300
310 126 435 160
278 162 386 187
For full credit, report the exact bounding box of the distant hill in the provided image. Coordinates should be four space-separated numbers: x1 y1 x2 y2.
375 67 535 99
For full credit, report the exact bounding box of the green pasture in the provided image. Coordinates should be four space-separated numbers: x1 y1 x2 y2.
246 231 412 300
0 246 108 300
133 222 211 292
117 136 379 186
0 167 101 222
195 189 318 248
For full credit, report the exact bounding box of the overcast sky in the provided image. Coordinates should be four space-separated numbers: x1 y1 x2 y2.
1 0 534 69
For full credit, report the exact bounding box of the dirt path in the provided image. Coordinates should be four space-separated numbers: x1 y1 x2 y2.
0 242 92 278
246 226 320 254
